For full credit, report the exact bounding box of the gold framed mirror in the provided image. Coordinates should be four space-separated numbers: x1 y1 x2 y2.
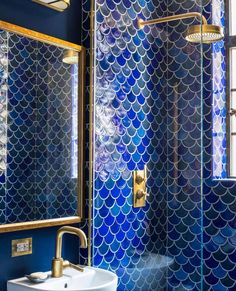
0 21 85 233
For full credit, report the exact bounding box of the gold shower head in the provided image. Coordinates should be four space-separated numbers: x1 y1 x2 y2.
137 12 224 44
185 24 224 44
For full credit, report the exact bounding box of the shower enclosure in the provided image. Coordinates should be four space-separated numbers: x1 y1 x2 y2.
91 0 229 289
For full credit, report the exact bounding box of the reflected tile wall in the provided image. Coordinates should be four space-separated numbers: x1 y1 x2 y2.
7 33 37 223
2 33 78 223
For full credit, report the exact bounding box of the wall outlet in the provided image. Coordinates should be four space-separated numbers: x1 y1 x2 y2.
12 238 32 257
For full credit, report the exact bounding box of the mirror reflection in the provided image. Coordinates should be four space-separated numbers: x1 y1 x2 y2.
0 30 80 224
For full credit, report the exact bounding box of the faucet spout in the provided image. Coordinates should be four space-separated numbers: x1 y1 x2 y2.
55 226 87 259
52 226 87 278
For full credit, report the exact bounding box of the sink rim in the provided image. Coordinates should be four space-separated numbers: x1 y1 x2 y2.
7 266 118 291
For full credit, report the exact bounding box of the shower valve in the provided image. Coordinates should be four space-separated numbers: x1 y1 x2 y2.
133 166 147 208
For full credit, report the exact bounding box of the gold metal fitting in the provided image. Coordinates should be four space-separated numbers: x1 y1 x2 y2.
137 18 145 29
133 166 148 208
52 258 64 278
51 226 87 278
62 50 78 64
137 12 224 44
185 24 224 44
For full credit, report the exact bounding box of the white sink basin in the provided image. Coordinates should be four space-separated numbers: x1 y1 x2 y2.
7 267 118 291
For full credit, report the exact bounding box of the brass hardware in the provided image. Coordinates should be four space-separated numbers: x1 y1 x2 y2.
133 167 147 208
136 190 149 200
51 226 87 278
0 21 82 51
12 238 32 257
138 12 224 44
63 260 84 272
77 46 86 220
135 175 145 185
138 12 207 29
0 21 86 233
32 0 70 12
185 25 224 44
88 2 96 267
0 217 81 233
62 50 78 64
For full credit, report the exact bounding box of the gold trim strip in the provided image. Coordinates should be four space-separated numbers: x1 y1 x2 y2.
0 20 82 51
88 0 95 267
78 46 86 219
0 217 81 233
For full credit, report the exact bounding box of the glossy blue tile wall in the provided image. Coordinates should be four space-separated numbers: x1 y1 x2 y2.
93 0 236 290
93 0 169 289
165 1 202 288
0 1 84 290
203 0 236 290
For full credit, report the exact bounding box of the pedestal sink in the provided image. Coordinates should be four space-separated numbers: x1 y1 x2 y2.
7 267 118 291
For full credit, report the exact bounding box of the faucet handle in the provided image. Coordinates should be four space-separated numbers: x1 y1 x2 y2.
63 260 84 272
136 190 149 199
135 174 145 185
135 190 149 203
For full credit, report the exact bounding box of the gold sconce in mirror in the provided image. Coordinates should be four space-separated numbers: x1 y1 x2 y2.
63 50 78 64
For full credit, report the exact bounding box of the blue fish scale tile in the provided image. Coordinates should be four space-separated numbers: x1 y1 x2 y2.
94 0 168 289
203 0 236 289
92 0 235 289
165 3 203 289
0 32 78 223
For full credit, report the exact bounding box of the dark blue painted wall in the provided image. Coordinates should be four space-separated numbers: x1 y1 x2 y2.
0 1 83 290
0 228 79 290
0 0 82 44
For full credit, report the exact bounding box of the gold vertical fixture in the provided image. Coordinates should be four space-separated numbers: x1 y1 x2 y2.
88 0 96 267
32 0 70 12
133 166 148 208
51 226 87 278
138 12 224 44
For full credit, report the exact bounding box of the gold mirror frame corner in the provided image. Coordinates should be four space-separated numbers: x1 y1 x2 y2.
0 20 86 233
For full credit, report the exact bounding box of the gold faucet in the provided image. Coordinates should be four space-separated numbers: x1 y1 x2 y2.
51 226 87 278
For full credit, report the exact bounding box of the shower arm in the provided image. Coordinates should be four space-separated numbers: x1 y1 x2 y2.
138 12 207 28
